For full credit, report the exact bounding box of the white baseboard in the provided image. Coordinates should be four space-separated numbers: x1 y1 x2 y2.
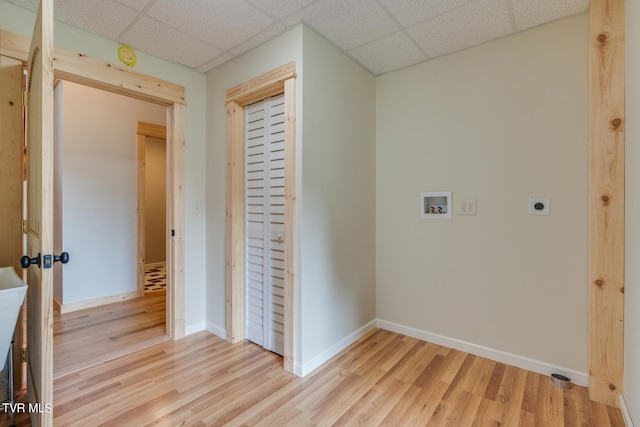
621 394 635 427
297 319 377 377
376 319 588 387
185 321 205 336
58 290 139 314
205 322 227 340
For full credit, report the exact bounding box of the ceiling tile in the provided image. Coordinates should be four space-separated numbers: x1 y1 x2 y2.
349 31 426 75
115 0 155 12
283 0 399 50
229 21 287 55
245 0 316 18
120 16 223 68
5 0 138 39
408 0 513 59
378 0 473 27
196 52 234 73
146 0 275 50
509 0 589 31
54 0 139 39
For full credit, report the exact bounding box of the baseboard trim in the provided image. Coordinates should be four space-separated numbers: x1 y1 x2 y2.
297 319 377 377
376 319 588 387
57 291 139 314
53 297 62 313
185 321 205 336
204 322 226 339
621 394 635 427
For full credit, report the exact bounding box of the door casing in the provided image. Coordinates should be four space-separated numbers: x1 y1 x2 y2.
225 62 297 373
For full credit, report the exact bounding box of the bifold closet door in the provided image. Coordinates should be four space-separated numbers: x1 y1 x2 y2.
245 94 285 356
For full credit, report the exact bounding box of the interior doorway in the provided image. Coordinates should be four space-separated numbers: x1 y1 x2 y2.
53 81 167 311
51 81 170 378
137 121 168 296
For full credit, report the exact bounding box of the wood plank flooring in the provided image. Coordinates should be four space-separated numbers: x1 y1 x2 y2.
53 290 168 379
1 317 626 426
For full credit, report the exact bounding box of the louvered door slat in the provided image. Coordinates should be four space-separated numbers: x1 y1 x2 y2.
244 93 286 356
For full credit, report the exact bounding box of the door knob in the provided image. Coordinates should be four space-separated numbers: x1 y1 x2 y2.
54 252 70 264
20 253 41 269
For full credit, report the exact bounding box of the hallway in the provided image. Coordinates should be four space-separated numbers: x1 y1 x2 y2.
53 290 167 379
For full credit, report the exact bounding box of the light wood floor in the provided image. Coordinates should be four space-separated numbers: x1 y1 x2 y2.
53 290 168 379
1 321 626 426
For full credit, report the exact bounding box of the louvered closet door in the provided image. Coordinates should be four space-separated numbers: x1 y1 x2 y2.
245 94 285 356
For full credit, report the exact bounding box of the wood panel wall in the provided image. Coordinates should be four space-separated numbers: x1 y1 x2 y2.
588 0 625 407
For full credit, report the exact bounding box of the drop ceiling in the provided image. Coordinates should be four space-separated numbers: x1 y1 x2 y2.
3 0 589 75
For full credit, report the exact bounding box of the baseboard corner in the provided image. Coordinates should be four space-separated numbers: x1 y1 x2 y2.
205 322 226 340
375 318 588 387
620 394 635 427
299 319 377 377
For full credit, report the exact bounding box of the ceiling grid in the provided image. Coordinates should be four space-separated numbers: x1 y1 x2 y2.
3 0 590 75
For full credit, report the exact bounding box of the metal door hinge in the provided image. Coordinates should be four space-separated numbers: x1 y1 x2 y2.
22 219 27 234
22 91 28 107
21 348 27 363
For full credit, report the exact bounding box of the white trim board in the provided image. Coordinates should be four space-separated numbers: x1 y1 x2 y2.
205 322 226 340
57 290 139 314
376 319 588 387
621 395 635 427
185 321 205 336
297 319 377 377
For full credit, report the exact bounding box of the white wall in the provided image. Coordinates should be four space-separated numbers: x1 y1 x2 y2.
0 0 207 328
299 26 376 370
57 81 165 303
205 25 304 338
145 137 166 264
376 15 588 375
206 25 377 373
624 0 640 423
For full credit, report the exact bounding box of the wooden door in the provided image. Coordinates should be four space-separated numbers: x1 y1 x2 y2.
0 54 26 391
25 0 54 425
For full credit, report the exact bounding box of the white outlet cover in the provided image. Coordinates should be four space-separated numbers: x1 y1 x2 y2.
459 200 477 216
529 198 549 215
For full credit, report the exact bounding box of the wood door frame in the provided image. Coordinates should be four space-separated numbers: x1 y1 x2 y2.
225 62 297 373
137 121 167 297
0 29 186 340
587 0 625 406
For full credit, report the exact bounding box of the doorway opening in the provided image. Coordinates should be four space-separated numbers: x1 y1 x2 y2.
137 121 168 296
51 81 170 378
225 62 296 373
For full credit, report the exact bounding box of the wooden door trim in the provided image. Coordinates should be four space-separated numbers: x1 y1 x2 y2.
587 0 625 406
225 62 297 373
0 54 26 393
0 29 186 340
137 121 167 298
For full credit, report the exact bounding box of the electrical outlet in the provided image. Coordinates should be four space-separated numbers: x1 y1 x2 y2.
459 200 477 216
528 198 549 215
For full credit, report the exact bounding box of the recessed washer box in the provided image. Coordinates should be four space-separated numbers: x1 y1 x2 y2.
529 197 550 215
420 191 452 219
